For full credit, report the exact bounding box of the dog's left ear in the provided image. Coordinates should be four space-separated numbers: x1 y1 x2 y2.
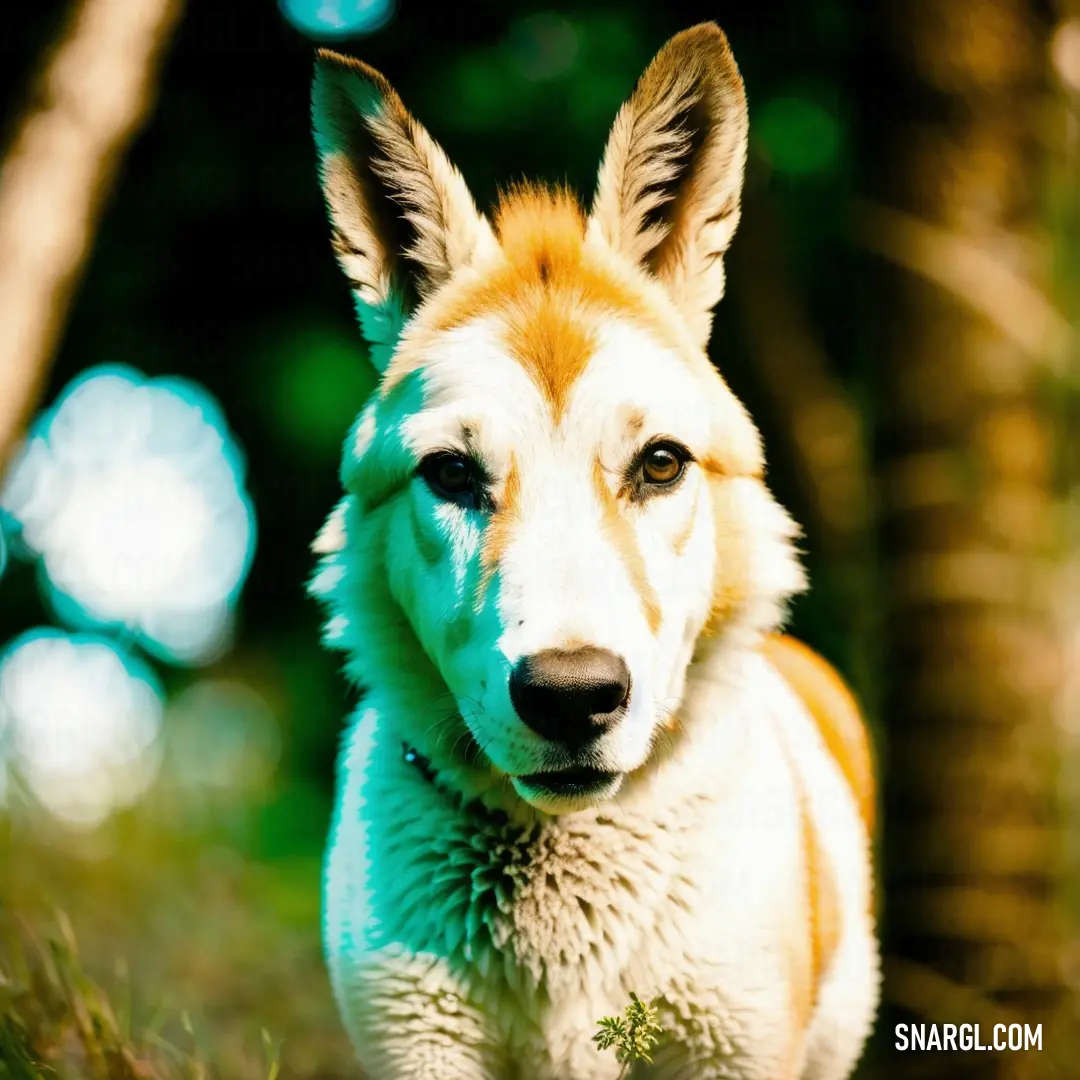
587 23 748 349
312 50 496 372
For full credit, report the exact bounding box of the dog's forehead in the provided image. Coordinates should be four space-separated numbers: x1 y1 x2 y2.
385 188 694 402
566 320 714 446
383 187 760 471
400 312 708 458
399 317 550 457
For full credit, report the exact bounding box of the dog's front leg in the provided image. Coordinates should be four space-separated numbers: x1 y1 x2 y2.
333 949 507 1080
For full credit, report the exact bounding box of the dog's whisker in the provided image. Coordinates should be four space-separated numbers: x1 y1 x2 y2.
421 711 459 740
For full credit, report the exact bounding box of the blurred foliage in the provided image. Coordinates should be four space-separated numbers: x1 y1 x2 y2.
756 88 843 178
262 316 376 461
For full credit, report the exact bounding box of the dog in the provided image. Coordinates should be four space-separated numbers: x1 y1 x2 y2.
308 22 879 1079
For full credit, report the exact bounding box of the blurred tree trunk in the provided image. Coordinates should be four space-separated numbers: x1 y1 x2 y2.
0 0 185 472
866 0 1078 1076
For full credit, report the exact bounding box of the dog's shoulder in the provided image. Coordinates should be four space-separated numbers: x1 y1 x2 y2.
761 633 875 837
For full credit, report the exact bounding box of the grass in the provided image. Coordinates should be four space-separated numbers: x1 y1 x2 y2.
0 908 666 1080
0 910 240 1080
0 812 355 1080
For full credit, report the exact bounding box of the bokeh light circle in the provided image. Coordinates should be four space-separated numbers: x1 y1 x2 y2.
279 0 393 39
1052 19 1080 93
0 365 256 666
504 13 580 82
0 630 164 827
757 94 842 177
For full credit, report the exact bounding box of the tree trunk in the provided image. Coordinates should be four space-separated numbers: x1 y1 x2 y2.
866 0 1078 1076
0 0 185 472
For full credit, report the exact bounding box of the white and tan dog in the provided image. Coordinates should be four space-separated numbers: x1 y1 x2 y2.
308 23 879 1080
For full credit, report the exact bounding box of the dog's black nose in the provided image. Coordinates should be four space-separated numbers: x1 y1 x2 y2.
509 647 631 749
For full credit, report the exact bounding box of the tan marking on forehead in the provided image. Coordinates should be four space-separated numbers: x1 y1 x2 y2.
478 456 520 603
381 185 691 397
501 296 596 422
495 184 588 275
592 459 662 635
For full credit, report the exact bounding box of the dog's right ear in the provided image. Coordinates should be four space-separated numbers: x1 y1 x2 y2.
587 24 748 351
312 51 497 372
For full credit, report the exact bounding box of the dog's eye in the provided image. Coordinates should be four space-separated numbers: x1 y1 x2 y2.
435 456 472 493
421 452 482 508
642 444 686 486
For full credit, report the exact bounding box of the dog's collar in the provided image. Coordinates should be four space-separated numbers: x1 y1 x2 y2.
401 741 516 828
402 742 437 785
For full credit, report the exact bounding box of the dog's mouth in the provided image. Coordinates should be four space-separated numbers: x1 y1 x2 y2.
513 766 622 804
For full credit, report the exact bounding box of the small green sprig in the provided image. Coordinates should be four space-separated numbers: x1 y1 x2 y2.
593 991 664 1077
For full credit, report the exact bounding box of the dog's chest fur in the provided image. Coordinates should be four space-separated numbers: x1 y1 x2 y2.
334 716 699 981
325 672 806 1078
